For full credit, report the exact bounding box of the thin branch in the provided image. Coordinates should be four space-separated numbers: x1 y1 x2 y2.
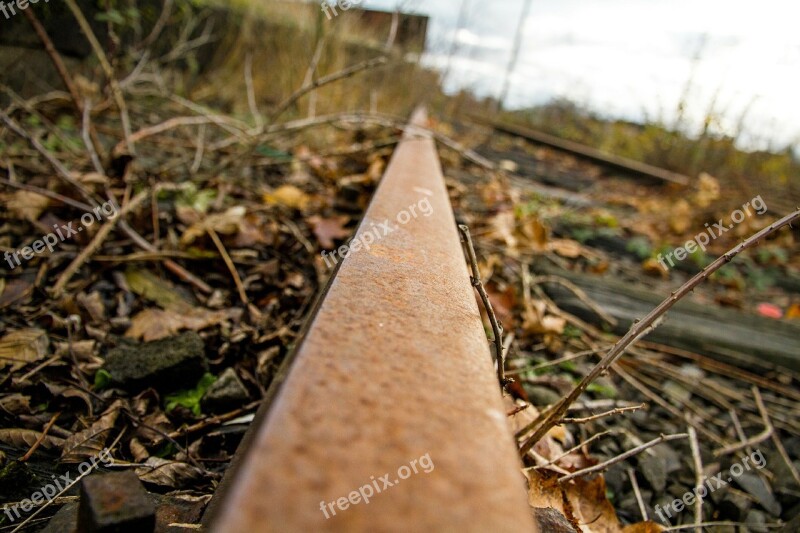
0 177 93 212
687 425 704 532
52 190 151 298
82 98 104 174
507 348 600 375
662 522 784 531
531 275 617 326
21 7 104 160
557 433 688 484
627 468 648 521
458 224 508 386
754 387 800 486
0 111 95 200
560 403 645 424
207 228 249 305
729 408 754 456
713 420 772 456
114 116 222 154
519 208 800 455
19 411 62 462
270 56 388 121
10 431 124 533
527 430 616 471
244 52 264 132
1 109 211 294
139 0 173 49
64 0 134 153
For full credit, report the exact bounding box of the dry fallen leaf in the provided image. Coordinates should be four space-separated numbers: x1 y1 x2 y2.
61 400 123 463
562 475 622 533
4 191 50 221
136 457 205 488
308 215 351 249
0 428 64 451
263 184 310 210
181 206 247 245
0 328 49 371
126 307 239 342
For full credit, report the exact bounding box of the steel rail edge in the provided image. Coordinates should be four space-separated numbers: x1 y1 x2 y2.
470 114 691 186
203 107 537 532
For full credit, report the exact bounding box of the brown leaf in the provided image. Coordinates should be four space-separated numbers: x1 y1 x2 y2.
0 328 49 371
5 191 50 221
125 268 192 310
518 215 549 251
181 206 247 245
135 457 205 488
125 307 239 342
0 428 64 450
546 239 584 259
0 277 35 308
308 216 350 249
135 410 174 445
61 401 122 463
77 292 106 323
562 475 622 533
129 438 150 462
0 394 32 416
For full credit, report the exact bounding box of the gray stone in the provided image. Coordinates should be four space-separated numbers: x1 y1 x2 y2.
201 368 249 411
78 471 155 533
734 472 781 516
531 507 579 533
718 488 752 521
522 385 562 407
638 454 667 492
744 509 770 532
104 332 207 392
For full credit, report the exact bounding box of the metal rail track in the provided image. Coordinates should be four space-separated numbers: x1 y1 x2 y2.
204 109 537 532
471 115 691 186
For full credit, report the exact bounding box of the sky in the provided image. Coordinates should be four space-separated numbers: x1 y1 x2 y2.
360 0 800 151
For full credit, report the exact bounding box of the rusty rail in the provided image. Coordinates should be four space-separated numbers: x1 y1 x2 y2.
204 109 537 531
471 115 691 186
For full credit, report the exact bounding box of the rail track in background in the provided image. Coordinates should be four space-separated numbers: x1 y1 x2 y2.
202 108 537 531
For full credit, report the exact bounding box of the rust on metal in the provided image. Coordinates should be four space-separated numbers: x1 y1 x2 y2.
472 115 691 186
206 108 537 531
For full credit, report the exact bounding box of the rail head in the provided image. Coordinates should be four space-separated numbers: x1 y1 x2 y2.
205 108 537 532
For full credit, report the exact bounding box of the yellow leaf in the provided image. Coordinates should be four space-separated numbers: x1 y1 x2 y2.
263 185 310 210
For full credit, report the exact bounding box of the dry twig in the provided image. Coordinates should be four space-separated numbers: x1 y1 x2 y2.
64 0 134 153
560 403 645 424
458 224 508 386
754 387 800 486
19 411 62 462
519 208 800 455
627 468 649 521
687 425 704 532
270 56 388 121
558 433 688 484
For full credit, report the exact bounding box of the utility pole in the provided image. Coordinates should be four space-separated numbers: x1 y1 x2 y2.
497 0 532 112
